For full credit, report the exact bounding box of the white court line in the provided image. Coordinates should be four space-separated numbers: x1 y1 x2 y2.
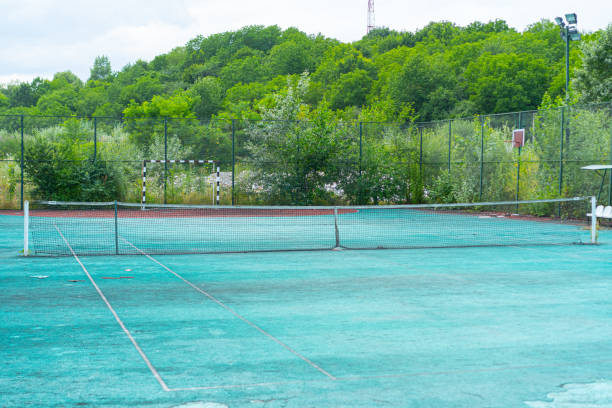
121 237 337 380
54 225 170 392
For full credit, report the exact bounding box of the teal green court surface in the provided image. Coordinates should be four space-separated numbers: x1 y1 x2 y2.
1 212 611 407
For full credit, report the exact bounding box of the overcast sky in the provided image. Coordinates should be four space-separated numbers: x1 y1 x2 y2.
1 0 611 85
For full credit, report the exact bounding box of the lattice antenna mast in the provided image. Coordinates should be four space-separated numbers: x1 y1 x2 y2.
367 0 375 33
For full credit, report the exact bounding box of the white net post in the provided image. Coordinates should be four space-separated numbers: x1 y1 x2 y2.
591 196 597 244
23 200 29 256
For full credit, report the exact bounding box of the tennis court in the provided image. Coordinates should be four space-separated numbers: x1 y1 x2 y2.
1 201 611 407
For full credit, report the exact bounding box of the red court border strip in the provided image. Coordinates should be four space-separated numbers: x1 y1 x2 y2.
121 237 337 381
54 224 170 392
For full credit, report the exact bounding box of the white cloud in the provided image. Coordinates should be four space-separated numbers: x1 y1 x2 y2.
0 0 610 84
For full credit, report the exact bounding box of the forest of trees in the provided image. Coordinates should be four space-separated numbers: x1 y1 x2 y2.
1 20 611 209
1 20 611 122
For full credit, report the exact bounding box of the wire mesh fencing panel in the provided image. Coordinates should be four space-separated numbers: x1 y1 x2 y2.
2 102 612 210
0 115 22 209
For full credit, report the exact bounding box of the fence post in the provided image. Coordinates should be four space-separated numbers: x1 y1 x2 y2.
559 107 565 198
609 103 612 205
93 117 97 162
448 120 452 173
20 115 24 211
479 116 484 200
419 126 423 176
516 112 522 204
231 119 235 206
359 122 363 204
164 118 168 205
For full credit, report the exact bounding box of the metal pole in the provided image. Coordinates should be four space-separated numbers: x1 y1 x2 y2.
516 113 521 204
359 122 363 204
216 166 220 205
114 200 119 255
419 126 423 176
559 107 565 197
448 120 452 173
20 115 24 211
93 117 97 162
565 26 570 101
231 119 235 206
609 103 612 205
333 207 340 248
591 196 597 244
164 118 168 204
23 200 29 256
479 116 485 200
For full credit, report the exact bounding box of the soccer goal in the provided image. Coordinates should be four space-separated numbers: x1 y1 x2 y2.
141 160 220 206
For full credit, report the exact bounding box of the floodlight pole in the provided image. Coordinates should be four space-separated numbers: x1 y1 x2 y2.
565 25 570 101
556 13 579 101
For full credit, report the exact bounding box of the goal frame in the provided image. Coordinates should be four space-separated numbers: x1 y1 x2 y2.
141 160 220 206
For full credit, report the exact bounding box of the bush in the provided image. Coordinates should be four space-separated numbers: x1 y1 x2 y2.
24 130 121 201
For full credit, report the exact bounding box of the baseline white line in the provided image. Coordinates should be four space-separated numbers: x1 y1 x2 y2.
54 225 170 392
121 237 337 380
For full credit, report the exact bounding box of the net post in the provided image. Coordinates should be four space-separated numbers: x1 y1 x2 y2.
333 207 340 248
591 196 597 244
114 200 119 255
23 200 29 256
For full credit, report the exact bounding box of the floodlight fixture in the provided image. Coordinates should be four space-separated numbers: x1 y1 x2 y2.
555 13 580 101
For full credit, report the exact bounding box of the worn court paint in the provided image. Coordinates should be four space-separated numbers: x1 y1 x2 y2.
1 213 611 407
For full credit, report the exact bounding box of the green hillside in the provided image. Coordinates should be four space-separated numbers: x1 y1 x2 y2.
1 20 610 122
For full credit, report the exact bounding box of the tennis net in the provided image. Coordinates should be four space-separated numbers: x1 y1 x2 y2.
24 197 597 257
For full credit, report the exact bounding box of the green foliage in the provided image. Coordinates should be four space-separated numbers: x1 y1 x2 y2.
464 53 550 113
575 24 612 102
189 77 224 119
386 52 456 121
2 20 601 120
23 120 121 201
89 56 113 82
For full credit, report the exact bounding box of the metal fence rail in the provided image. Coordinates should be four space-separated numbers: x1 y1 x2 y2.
1 102 611 210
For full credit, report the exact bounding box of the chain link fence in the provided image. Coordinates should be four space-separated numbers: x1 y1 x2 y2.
1 102 611 211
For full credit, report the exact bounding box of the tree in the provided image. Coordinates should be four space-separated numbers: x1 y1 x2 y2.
327 69 374 110
189 76 224 119
464 53 550 113
89 55 113 82
268 40 311 76
245 74 350 204
575 24 612 102
386 52 457 120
